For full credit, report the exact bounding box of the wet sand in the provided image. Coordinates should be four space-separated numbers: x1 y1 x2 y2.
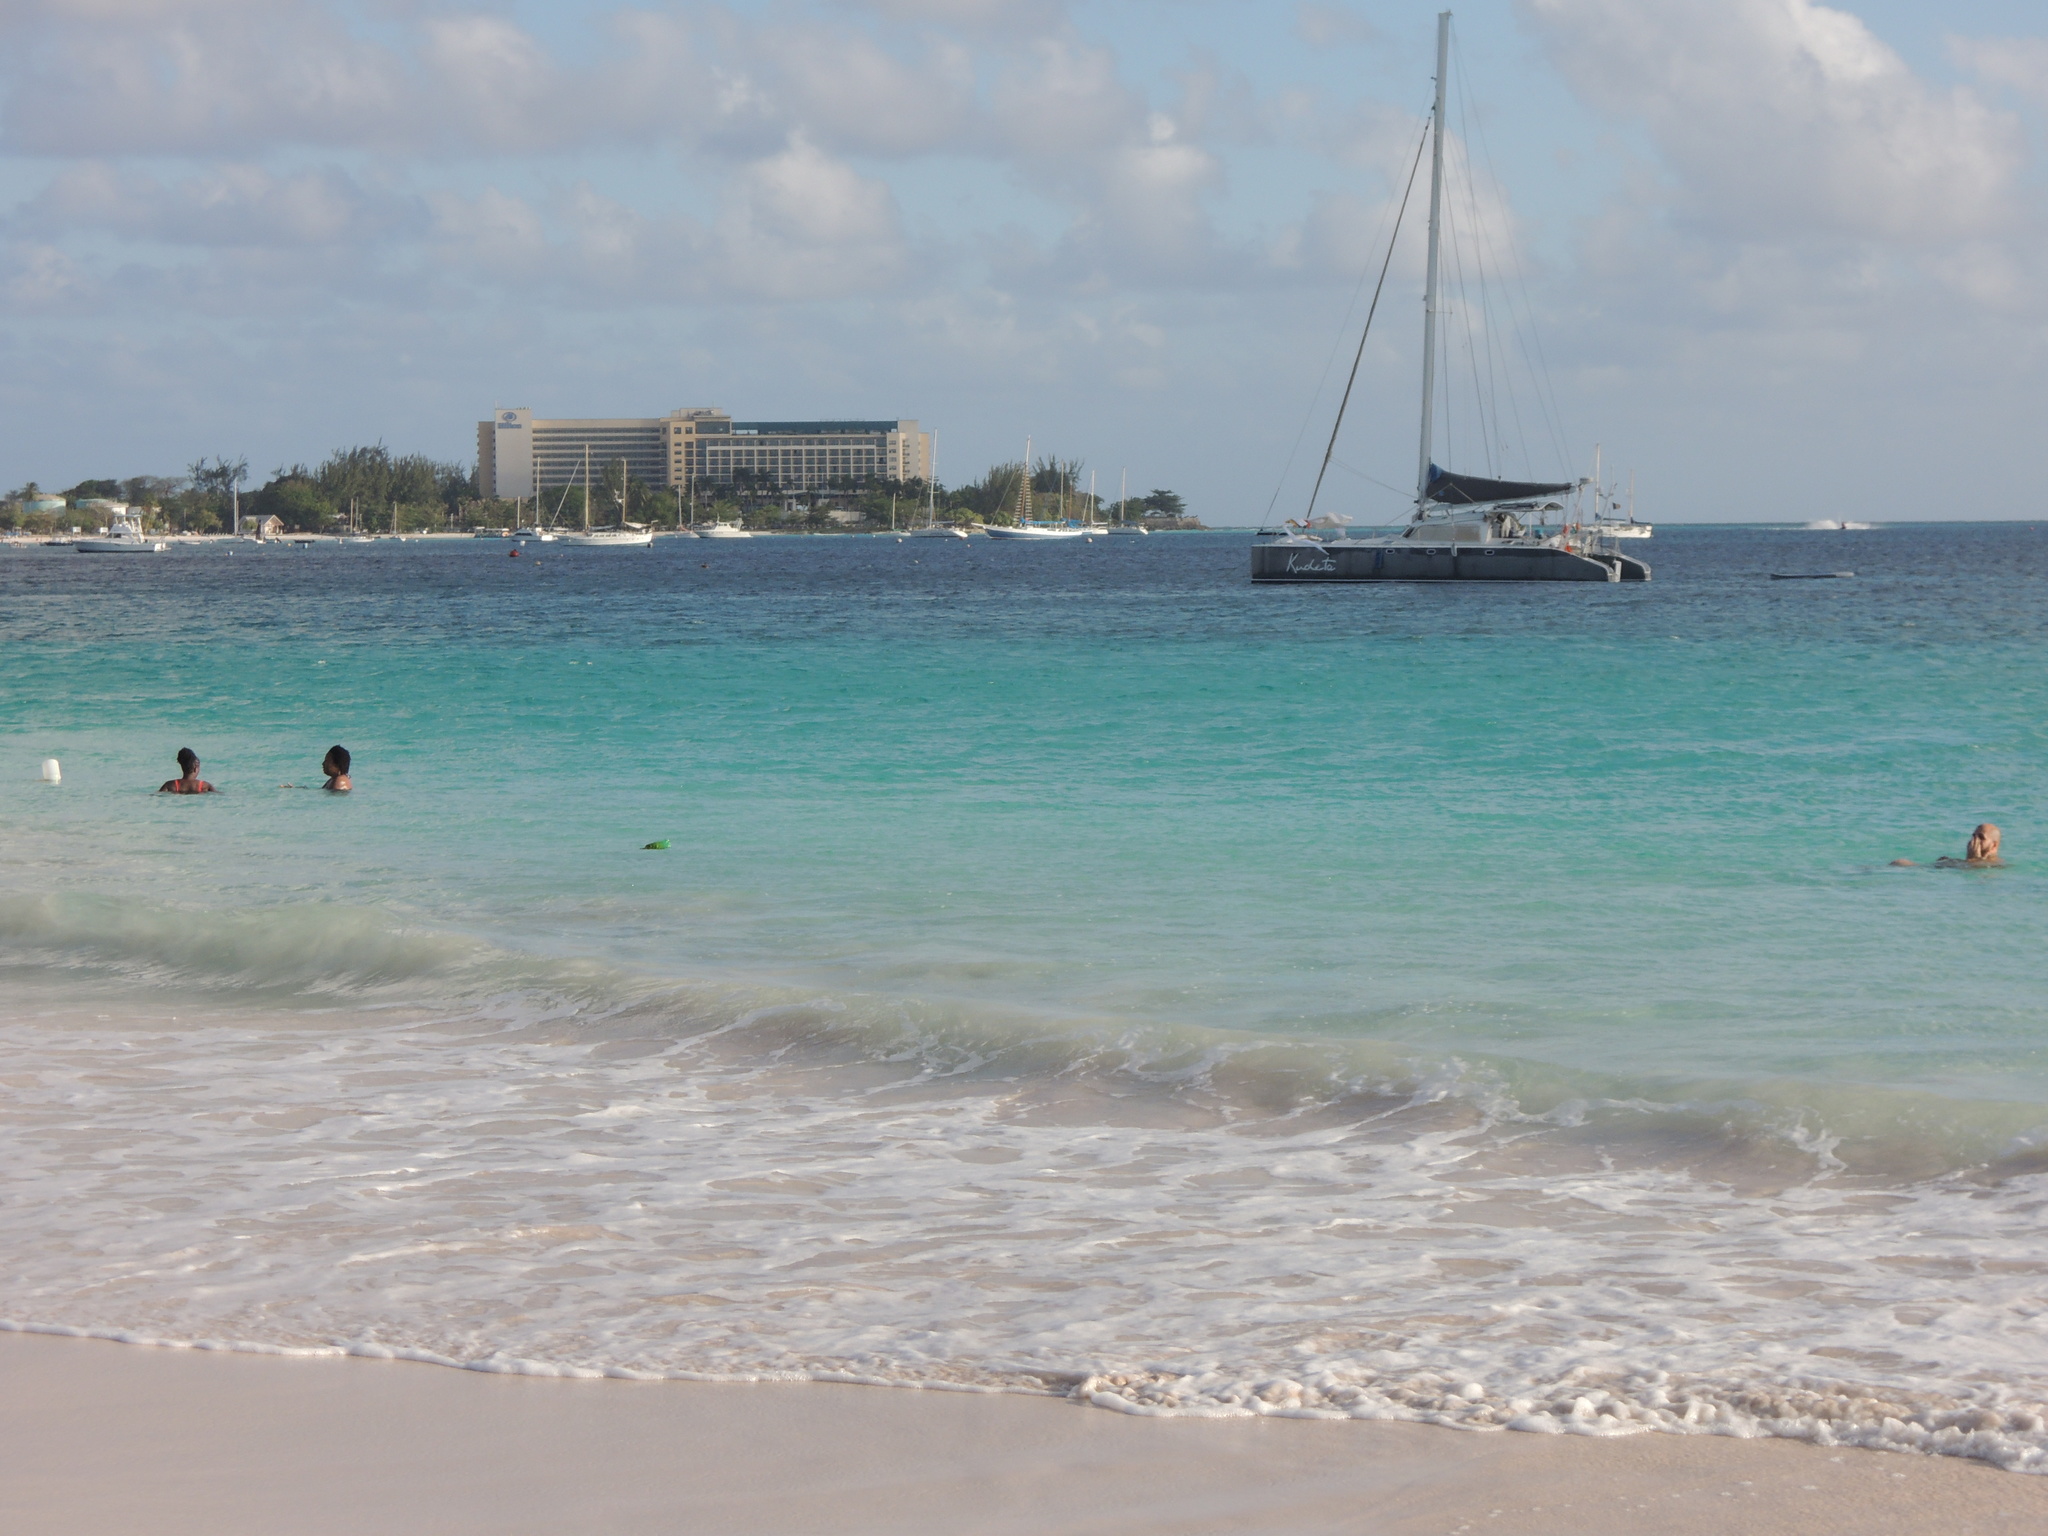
1 1332 2042 1534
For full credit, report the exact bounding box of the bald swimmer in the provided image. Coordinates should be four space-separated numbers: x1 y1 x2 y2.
1892 823 2002 868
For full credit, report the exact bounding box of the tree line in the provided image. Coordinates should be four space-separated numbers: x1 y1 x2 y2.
3 447 1188 533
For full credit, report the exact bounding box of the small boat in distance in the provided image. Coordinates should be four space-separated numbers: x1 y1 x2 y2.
907 437 968 536
697 521 752 539
76 511 166 554
985 524 1087 540
983 436 1091 540
550 446 654 546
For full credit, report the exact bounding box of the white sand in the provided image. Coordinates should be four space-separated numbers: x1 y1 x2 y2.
1 1333 2042 1534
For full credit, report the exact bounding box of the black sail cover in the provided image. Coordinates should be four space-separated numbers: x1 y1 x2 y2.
1425 464 1578 506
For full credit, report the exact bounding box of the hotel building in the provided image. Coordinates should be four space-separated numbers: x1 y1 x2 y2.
478 408 931 500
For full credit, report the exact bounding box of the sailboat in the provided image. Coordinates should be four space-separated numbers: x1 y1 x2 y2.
1587 463 1653 539
1105 468 1148 534
557 448 654 547
908 429 968 537
984 438 1087 540
1251 11 1647 585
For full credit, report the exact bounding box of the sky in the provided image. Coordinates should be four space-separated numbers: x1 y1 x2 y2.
3 0 2047 523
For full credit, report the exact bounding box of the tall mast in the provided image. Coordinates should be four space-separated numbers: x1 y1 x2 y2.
583 443 591 529
1022 435 1032 523
1415 9 1451 507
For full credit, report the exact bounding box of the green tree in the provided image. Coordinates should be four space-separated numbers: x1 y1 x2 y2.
252 475 337 532
1142 489 1187 518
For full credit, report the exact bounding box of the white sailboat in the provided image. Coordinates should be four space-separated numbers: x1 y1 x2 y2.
1586 460 1653 539
908 429 968 537
984 437 1087 540
556 448 653 547
1251 11 1647 585
1105 469 1148 533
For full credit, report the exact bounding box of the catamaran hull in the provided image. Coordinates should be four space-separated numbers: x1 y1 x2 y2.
1251 542 1648 583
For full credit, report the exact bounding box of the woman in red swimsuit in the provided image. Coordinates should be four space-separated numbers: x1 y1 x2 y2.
159 747 214 794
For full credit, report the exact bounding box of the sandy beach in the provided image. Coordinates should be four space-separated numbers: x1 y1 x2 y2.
1 1333 2041 1535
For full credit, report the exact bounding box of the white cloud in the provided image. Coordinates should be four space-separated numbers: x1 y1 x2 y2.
712 135 912 298
1295 4 1382 51
1520 0 2022 243
18 163 420 247
1952 36 2048 103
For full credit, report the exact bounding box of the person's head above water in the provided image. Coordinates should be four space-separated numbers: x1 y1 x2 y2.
1967 823 2002 863
322 744 351 792
160 747 214 794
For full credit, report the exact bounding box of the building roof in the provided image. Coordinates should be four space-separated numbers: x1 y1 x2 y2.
732 421 902 434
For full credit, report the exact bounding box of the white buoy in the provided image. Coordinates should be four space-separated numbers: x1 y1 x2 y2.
41 758 61 784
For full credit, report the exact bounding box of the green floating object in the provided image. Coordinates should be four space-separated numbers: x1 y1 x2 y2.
643 840 670 850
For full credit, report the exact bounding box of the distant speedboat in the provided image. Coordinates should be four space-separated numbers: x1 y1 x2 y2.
698 521 752 539
1589 519 1652 539
76 513 166 554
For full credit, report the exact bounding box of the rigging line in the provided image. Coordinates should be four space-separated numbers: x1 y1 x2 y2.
1457 80 1537 479
1327 456 1416 499
1451 45 1513 478
1441 171 1475 474
1260 113 1430 530
1457 46 1573 479
1300 115 1432 528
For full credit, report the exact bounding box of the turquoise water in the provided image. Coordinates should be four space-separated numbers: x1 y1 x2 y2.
3 527 2047 1462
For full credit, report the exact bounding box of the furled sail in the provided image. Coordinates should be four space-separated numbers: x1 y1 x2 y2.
1425 464 1579 506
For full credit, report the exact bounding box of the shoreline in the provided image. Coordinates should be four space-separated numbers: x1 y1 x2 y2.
2 1333 2043 1535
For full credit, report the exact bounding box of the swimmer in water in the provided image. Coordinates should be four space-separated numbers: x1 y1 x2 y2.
1891 823 2002 868
158 747 215 794
322 744 351 793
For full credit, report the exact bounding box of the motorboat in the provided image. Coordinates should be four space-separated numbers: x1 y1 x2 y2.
697 521 752 539
76 512 166 554
908 524 970 539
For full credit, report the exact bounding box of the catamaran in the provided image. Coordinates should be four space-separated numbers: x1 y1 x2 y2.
1252 11 1647 585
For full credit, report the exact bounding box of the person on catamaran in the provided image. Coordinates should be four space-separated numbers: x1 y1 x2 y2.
1892 824 2001 867
158 747 215 794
